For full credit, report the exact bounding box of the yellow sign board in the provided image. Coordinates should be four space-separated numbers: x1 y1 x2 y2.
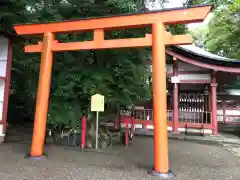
91 93 105 112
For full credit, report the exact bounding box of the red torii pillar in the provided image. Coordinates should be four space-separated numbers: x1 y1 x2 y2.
14 5 212 178
152 22 170 174
30 32 54 157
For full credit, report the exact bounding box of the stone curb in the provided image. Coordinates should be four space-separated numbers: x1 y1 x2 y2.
134 131 240 146
168 135 240 146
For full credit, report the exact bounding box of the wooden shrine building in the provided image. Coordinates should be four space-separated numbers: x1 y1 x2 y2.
119 44 240 136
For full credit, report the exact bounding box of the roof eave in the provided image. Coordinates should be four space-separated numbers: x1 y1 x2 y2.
171 46 240 67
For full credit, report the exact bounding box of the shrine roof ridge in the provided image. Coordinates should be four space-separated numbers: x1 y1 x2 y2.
172 45 240 67
14 4 213 26
175 45 240 62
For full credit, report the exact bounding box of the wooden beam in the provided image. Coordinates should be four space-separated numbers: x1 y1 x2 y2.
168 34 193 45
25 33 193 52
14 5 212 35
146 33 193 45
25 37 151 52
165 31 193 45
94 29 104 41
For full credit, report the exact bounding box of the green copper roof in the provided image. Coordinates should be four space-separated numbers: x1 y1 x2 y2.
172 45 240 67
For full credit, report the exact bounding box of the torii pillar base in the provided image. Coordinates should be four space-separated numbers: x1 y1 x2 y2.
149 169 176 179
25 153 48 160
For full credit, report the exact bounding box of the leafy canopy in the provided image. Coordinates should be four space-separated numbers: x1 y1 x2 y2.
204 0 240 59
2 0 153 128
1 0 208 129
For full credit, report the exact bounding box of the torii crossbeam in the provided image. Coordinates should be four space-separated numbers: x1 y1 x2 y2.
14 4 212 179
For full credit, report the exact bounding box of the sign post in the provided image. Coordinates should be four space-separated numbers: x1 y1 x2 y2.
91 93 104 149
95 111 99 149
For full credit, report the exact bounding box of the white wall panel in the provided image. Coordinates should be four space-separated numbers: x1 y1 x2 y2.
0 37 8 61
178 74 211 81
0 124 3 135
0 101 2 120
0 61 7 77
0 79 5 102
226 110 240 115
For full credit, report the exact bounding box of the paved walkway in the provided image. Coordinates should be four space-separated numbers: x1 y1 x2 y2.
134 129 240 157
0 137 239 180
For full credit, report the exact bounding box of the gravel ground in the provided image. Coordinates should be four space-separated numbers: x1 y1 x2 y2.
0 137 239 180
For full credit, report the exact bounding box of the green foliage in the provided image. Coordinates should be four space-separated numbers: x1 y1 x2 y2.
204 1 240 59
190 26 209 48
2 0 153 129
2 0 213 130
186 0 234 6
190 0 240 88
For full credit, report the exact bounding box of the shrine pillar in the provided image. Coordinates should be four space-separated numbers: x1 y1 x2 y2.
29 32 54 157
222 100 227 124
172 58 179 134
203 86 209 124
211 71 218 136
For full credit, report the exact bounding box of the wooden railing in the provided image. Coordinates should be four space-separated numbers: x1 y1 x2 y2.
217 108 240 124
217 100 240 124
120 109 212 124
179 110 211 124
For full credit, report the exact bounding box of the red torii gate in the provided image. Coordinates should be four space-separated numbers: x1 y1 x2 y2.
14 4 212 178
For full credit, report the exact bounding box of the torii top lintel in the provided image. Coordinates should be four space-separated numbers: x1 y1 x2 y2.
14 4 212 52
14 4 212 35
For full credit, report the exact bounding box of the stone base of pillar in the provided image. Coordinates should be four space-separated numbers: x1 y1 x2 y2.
149 169 176 179
25 153 48 160
0 124 5 143
212 127 219 136
210 134 219 137
172 131 180 136
0 135 5 143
